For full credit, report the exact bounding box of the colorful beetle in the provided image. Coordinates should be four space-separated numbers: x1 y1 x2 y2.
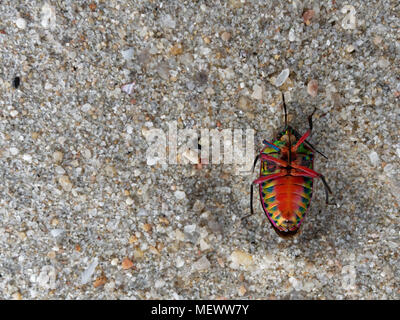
245 94 333 238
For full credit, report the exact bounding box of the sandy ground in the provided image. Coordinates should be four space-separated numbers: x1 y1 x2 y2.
0 1 399 299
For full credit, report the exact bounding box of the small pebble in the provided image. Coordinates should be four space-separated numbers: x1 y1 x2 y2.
275 68 290 87
52 151 63 163
93 276 107 288
302 10 315 25
50 229 64 238
192 200 205 213
192 256 211 271
121 257 134 270
184 224 196 234
341 5 357 30
81 103 92 112
41 3 56 30
142 223 152 233
10 147 19 156
176 256 185 268
121 48 134 60
251 84 263 100
80 258 98 285
221 31 231 41
307 79 318 97
237 96 253 111
230 250 253 267
369 151 380 166
160 14 176 29
199 238 210 251
170 43 183 56
345 44 355 53
174 190 186 200
58 175 73 192
238 285 247 296
288 28 296 42
22 154 32 163
15 17 27 29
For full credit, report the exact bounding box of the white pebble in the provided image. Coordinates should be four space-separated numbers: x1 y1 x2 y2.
41 3 56 30
160 14 176 29
396 147 400 158
137 208 147 216
341 5 356 30
251 84 263 100
199 238 210 251
230 250 253 267
10 147 19 156
176 256 184 268
22 154 32 163
174 190 186 200
80 258 98 285
81 103 92 112
345 44 355 53
10 110 19 117
52 151 63 163
184 224 196 234
369 151 380 166
121 47 134 60
82 148 92 159
58 175 73 192
275 68 290 87
50 229 64 238
126 197 134 205
192 256 211 271
288 28 296 42
289 277 302 290
15 17 27 29
55 166 66 175
175 229 185 241
155 279 165 288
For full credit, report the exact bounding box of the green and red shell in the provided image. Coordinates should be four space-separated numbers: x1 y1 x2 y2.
259 126 314 237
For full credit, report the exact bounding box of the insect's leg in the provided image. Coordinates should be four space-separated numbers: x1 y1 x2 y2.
242 172 286 222
242 183 256 221
260 154 288 167
291 166 333 204
253 172 286 185
292 107 317 152
282 92 288 128
242 155 261 222
263 140 281 152
252 154 260 173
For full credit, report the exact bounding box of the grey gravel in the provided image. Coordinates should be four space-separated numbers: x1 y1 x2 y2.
0 1 399 299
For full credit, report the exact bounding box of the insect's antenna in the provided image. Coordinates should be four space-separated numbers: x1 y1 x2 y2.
304 140 328 159
282 92 288 128
288 127 292 164
282 92 292 163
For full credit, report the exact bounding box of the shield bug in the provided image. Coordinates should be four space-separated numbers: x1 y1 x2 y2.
244 93 333 238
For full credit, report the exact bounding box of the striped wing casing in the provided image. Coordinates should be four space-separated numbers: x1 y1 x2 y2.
259 140 314 232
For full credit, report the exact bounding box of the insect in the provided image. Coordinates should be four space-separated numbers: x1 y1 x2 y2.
245 94 333 238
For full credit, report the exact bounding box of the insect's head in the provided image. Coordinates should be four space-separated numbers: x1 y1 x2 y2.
276 126 297 148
